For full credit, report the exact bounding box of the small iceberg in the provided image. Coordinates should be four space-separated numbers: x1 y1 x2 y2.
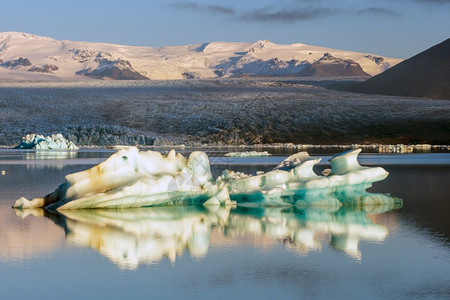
15 133 78 150
224 151 271 157
13 148 396 210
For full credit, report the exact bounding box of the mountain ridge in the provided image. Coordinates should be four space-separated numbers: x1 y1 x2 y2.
0 32 402 81
348 38 450 100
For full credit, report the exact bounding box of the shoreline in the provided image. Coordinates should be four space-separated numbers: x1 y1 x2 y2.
1 143 449 153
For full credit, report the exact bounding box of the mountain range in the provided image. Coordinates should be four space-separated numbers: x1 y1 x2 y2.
0 32 402 81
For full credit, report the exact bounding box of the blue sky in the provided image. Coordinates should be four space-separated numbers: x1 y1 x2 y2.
2 0 449 58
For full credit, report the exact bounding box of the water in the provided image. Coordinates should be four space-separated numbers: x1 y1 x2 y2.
0 150 449 299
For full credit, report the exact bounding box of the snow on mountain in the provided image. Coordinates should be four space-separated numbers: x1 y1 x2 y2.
296 53 370 77
0 32 402 81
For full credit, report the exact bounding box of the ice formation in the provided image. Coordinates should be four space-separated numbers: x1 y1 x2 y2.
375 144 414 153
15 133 78 150
13 147 394 210
224 151 271 157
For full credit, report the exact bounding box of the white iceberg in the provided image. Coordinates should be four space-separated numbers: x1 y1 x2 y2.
13 147 394 210
15 133 78 150
224 151 271 157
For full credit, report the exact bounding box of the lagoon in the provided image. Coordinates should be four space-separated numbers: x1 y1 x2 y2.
0 149 449 299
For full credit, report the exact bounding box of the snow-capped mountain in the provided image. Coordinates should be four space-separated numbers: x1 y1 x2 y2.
0 32 402 81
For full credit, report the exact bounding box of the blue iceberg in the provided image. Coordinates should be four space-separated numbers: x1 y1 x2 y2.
13 147 398 209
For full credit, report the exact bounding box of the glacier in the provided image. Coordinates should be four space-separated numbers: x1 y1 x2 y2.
13 147 398 210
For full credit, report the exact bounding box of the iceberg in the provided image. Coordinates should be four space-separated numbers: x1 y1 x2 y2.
13 147 396 210
224 151 271 157
15 133 79 150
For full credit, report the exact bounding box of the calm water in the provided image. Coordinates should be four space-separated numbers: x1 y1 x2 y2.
0 150 449 299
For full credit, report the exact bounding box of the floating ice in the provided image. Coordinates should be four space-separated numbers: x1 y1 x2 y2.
13 147 395 210
15 133 78 150
224 151 271 157
375 144 413 153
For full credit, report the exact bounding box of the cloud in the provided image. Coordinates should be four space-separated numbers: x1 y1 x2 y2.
241 7 338 23
207 5 235 15
357 7 401 17
168 2 235 15
412 0 450 4
168 1 337 23
167 1 410 24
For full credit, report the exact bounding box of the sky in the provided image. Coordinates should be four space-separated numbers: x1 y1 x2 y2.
1 0 449 58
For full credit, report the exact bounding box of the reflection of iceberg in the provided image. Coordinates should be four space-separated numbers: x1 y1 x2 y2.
32 193 401 269
49 207 229 270
24 150 79 171
25 150 78 161
13 148 395 209
224 203 399 261
295 207 391 260
1 207 65 262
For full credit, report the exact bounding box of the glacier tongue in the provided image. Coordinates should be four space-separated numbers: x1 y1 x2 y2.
13 147 394 210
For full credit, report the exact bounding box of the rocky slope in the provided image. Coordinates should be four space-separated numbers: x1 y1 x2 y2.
297 53 369 77
349 38 450 100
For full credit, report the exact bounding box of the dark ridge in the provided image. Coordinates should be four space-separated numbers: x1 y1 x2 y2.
2 57 32 68
28 64 59 73
196 42 210 52
182 72 196 79
348 38 450 100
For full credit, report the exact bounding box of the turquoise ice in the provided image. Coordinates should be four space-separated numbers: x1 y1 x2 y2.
13 148 398 209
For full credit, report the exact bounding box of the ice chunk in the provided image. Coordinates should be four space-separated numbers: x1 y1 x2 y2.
224 151 271 157
272 151 311 171
15 133 78 150
13 147 393 209
329 148 363 175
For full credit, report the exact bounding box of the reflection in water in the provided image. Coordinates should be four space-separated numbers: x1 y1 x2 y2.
13 191 402 269
25 151 79 171
24 150 79 161
56 206 226 269
221 204 397 261
1 206 65 261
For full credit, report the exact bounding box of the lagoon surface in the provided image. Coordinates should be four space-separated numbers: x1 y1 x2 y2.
1 149 449 299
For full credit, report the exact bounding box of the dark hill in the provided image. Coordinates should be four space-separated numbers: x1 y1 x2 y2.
348 38 450 100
